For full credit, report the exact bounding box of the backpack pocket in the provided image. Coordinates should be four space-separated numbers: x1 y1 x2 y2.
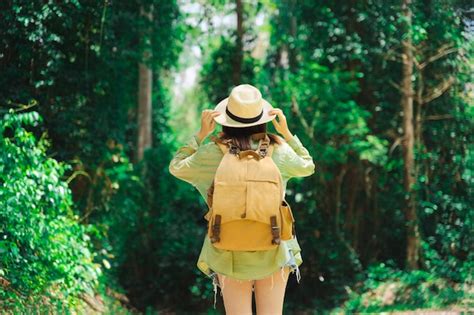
211 181 247 223
280 199 295 240
246 180 281 224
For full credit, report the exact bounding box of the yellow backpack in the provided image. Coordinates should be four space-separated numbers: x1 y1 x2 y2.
204 132 296 251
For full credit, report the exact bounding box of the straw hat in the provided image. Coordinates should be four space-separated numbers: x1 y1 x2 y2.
213 84 276 128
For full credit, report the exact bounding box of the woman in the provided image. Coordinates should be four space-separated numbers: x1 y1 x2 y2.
169 84 315 314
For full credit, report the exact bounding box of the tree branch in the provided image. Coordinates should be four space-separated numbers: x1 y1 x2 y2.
422 76 455 105
389 136 404 155
423 114 453 121
418 46 459 70
290 95 313 137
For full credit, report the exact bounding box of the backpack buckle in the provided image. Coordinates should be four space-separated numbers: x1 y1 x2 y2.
229 144 240 155
257 135 270 158
270 215 281 245
210 214 221 243
239 150 261 160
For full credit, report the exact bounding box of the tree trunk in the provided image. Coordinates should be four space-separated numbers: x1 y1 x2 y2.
401 0 420 270
233 0 243 85
136 5 153 162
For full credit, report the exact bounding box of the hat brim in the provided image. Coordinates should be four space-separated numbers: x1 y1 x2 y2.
213 97 276 128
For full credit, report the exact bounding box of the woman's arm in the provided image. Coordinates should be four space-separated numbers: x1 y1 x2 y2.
168 109 223 197
275 134 315 179
168 132 221 188
268 108 316 179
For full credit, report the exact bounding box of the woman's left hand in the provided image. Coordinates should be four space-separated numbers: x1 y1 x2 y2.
197 109 221 142
268 108 293 141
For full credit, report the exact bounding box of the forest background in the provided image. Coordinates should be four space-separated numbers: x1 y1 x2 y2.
0 0 473 313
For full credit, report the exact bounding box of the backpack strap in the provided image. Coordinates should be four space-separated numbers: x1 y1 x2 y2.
267 144 275 157
216 142 229 154
210 135 230 154
210 133 275 158
270 215 281 244
210 214 221 243
256 133 274 158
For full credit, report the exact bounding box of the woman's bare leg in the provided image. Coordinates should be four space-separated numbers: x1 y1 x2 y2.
216 273 254 315
254 266 290 315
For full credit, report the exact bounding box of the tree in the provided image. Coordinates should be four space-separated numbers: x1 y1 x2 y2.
400 0 420 270
136 4 154 162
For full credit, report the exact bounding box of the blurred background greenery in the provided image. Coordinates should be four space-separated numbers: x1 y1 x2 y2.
0 0 473 313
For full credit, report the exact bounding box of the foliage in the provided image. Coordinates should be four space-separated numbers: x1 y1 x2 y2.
339 262 471 313
0 110 101 309
263 0 473 311
0 0 472 313
81 130 215 311
0 0 184 164
1 0 186 311
200 36 259 105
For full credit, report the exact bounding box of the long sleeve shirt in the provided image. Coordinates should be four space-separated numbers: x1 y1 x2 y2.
168 132 315 204
168 131 315 281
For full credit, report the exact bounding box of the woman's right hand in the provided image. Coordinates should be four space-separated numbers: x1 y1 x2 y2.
197 109 221 142
268 108 294 142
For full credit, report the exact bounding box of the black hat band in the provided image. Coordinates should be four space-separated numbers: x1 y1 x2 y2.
226 106 263 123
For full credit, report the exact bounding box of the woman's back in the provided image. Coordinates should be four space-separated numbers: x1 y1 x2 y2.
168 84 315 313
169 131 314 272
168 132 315 206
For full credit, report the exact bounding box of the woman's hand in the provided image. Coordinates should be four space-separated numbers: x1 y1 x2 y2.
197 109 221 142
268 108 294 142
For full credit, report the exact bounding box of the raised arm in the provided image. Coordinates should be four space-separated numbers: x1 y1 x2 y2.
274 134 315 179
168 109 223 199
268 108 315 179
168 133 221 189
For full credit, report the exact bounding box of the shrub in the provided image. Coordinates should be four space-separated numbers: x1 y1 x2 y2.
0 110 101 310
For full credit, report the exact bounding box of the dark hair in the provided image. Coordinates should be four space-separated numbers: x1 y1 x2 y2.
214 123 283 150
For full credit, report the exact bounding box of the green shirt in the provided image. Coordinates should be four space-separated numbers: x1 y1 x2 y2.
168 132 315 280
